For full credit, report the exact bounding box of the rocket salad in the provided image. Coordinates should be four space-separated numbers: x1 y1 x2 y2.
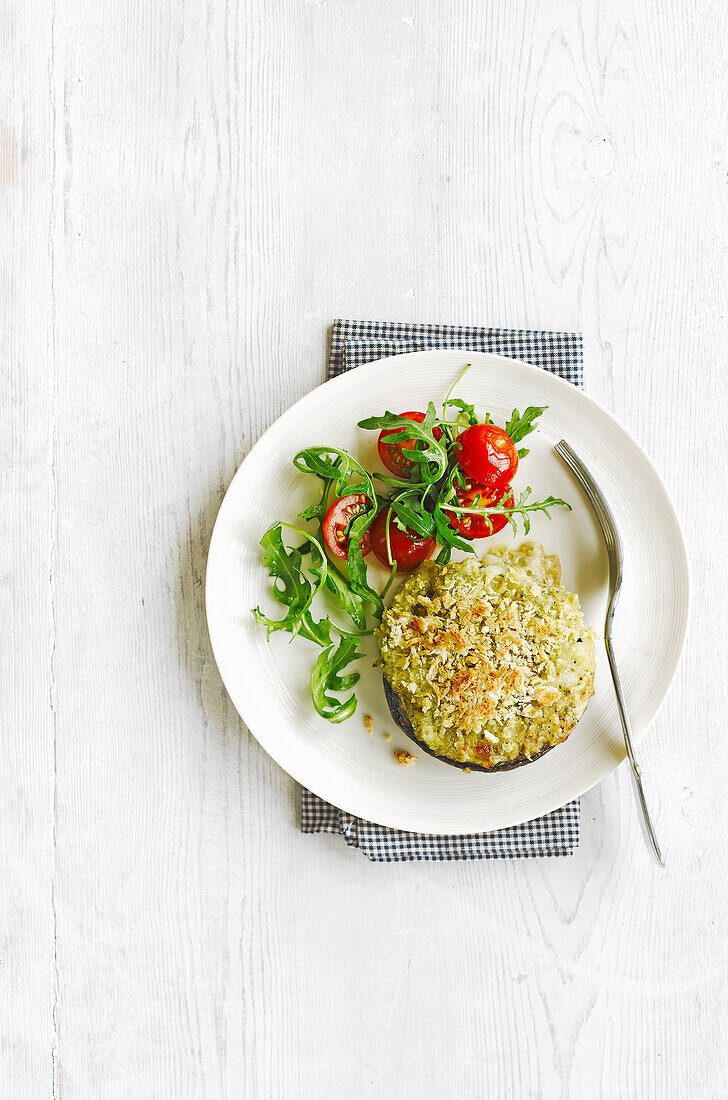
253 365 570 722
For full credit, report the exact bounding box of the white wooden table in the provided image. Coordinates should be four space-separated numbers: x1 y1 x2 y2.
3 2 726 1096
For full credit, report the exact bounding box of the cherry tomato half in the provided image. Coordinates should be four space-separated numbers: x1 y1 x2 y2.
322 494 372 560
455 423 518 493
377 411 444 478
369 509 436 570
447 478 515 540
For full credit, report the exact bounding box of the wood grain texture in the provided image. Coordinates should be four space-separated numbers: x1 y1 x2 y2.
0 2 56 1096
2 0 726 1096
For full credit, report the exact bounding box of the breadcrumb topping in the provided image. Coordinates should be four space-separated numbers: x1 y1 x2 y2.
377 543 595 768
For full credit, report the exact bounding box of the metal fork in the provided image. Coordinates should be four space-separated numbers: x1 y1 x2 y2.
555 440 665 867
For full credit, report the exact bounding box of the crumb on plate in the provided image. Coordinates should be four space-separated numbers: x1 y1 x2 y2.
394 750 416 766
364 715 374 734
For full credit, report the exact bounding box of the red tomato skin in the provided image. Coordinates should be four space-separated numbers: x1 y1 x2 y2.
455 423 518 492
447 480 515 540
368 509 436 570
377 411 444 478
322 494 372 559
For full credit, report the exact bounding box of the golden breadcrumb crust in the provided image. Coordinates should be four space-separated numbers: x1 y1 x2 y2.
377 543 595 768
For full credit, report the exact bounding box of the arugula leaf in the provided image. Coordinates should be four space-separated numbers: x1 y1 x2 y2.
298 477 333 521
346 510 383 615
432 499 476 556
441 365 490 428
452 465 468 490
297 538 332 643
357 406 449 481
293 449 346 489
324 567 367 630
293 445 380 622
443 396 478 427
380 559 398 600
293 447 375 499
504 406 546 445
383 504 395 565
431 472 477 558
254 522 369 719
372 471 416 490
389 492 437 538
357 410 406 431
421 401 440 431
311 635 363 722
253 524 328 640
441 363 472 415
299 486 372 630
296 610 332 647
438 485 571 536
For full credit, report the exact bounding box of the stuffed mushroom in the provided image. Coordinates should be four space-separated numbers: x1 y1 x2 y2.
377 543 595 771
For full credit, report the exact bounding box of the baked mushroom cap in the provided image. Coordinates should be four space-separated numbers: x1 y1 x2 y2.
382 676 558 772
377 544 595 771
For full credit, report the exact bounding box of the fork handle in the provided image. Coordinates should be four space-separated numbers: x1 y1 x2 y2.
605 635 666 867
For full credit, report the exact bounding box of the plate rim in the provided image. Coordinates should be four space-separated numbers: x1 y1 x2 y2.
206 349 690 833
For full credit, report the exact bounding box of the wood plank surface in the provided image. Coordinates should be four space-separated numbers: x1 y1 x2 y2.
1 0 726 1096
1 3 57 1095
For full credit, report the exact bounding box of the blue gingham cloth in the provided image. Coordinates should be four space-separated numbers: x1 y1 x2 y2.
300 318 583 862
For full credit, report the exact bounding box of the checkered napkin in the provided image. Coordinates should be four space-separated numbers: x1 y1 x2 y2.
300 318 583 862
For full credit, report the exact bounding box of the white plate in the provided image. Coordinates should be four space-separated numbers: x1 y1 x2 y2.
206 351 689 833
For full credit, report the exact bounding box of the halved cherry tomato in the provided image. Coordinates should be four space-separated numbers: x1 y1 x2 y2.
455 423 518 493
322 494 372 559
377 411 444 478
369 508 436 570
447 478 515 540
